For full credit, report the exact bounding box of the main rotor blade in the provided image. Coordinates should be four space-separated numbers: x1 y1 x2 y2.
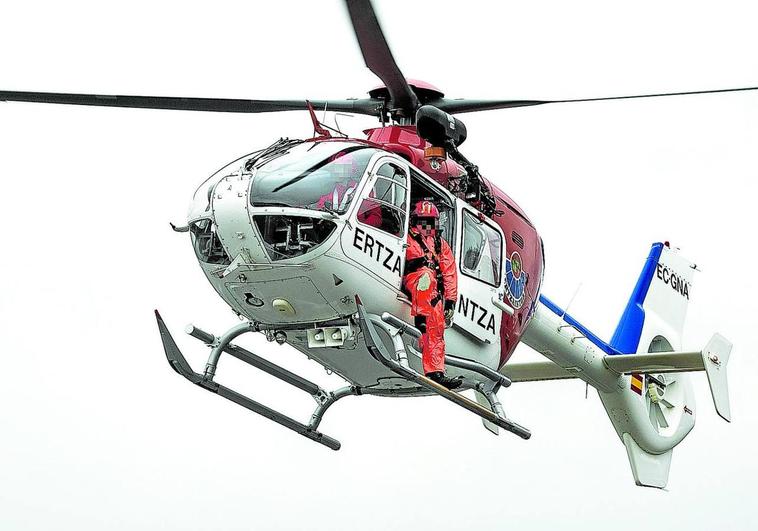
0 90 384 116
433 86 758 114
344 0 418 114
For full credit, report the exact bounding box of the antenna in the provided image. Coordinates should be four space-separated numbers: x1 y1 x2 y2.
561 282 583 320
334 112 353 136
557 283 587 346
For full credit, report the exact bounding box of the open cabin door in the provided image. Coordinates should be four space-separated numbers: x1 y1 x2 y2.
341 156 410 290
452 204 505 355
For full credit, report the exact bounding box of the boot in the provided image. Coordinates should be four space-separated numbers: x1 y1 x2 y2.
426 371 462 390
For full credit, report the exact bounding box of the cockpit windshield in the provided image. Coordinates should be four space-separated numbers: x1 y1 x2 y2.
250 142 379 213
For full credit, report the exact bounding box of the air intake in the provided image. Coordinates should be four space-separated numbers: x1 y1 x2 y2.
511 231 524 249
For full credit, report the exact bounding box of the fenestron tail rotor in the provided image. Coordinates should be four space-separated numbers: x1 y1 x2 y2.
645 374 683 434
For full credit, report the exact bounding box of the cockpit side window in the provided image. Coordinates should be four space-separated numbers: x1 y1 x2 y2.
460 210 502 286
356 162 408 237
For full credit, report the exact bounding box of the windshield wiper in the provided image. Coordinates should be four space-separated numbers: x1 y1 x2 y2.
270 162 331 193
245 138 304 172
270 146 367 193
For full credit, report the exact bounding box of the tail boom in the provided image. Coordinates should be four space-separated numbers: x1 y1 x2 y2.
514 242 732 488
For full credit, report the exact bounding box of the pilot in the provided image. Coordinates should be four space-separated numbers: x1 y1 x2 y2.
404 200 460 390
315 151 362 212
316 179 358 212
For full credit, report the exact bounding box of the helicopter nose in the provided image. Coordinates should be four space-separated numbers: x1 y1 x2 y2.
225 276 340 323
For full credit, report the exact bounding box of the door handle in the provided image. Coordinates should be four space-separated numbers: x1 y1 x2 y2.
492 297 515 316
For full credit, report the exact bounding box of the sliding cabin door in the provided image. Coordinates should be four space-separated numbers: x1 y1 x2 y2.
451 205 505 368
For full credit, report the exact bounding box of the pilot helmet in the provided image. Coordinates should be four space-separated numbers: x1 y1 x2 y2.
411 200 440 235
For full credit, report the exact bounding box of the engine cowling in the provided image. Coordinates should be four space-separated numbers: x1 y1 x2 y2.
415 105 467 148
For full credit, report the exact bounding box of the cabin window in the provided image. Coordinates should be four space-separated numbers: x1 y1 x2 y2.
356 162 407 237
409 169 455 249
460 210 502 286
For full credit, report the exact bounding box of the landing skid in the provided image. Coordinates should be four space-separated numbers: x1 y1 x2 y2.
155 310 353 450
155 299 530 449
355 296 531 440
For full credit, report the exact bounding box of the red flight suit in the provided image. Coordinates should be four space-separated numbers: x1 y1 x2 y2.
403 229 458 374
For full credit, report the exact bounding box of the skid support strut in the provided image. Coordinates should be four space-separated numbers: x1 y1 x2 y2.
155 310 357 450
356 297 531 440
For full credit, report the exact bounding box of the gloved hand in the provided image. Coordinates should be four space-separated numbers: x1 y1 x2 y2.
444 299 455 327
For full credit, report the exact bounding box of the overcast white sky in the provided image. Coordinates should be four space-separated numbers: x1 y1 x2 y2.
1 1 757 529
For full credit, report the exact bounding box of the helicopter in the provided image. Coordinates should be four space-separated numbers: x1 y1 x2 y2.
0 0 750 490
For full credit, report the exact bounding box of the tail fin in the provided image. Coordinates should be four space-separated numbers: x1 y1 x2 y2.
622 434 673 489
602 243 698 488
610 242 696 354
522 242 730 488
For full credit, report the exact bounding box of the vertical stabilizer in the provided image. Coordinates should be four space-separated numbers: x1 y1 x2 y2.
601 243 698 489
702 333 732 422
622 433 672 489
610 242 695 354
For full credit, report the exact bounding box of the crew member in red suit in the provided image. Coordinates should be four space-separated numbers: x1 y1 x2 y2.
315 151 360 213
404 200 461 390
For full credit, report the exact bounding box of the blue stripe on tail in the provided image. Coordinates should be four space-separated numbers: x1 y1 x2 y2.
539 242 664 356
538 295 622 355
608 242 664 354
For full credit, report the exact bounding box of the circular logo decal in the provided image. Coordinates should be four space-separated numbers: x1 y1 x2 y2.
511 252 522 278
505 251 526 309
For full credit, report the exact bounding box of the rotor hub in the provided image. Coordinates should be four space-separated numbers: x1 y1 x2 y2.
368 79 445 105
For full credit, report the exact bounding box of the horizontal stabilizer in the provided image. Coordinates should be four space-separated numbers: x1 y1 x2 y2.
603 351 703 374
601 333 732 422
501 361 580 382
622 433 672 489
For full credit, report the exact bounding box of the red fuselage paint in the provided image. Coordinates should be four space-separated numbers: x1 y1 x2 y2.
363 126 544 368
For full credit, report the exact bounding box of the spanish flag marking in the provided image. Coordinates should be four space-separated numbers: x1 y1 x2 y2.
631 373 644 395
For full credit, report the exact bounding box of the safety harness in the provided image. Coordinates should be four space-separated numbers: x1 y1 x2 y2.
406 229 446 307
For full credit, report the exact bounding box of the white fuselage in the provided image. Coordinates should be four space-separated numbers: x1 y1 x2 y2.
186 144 506 392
